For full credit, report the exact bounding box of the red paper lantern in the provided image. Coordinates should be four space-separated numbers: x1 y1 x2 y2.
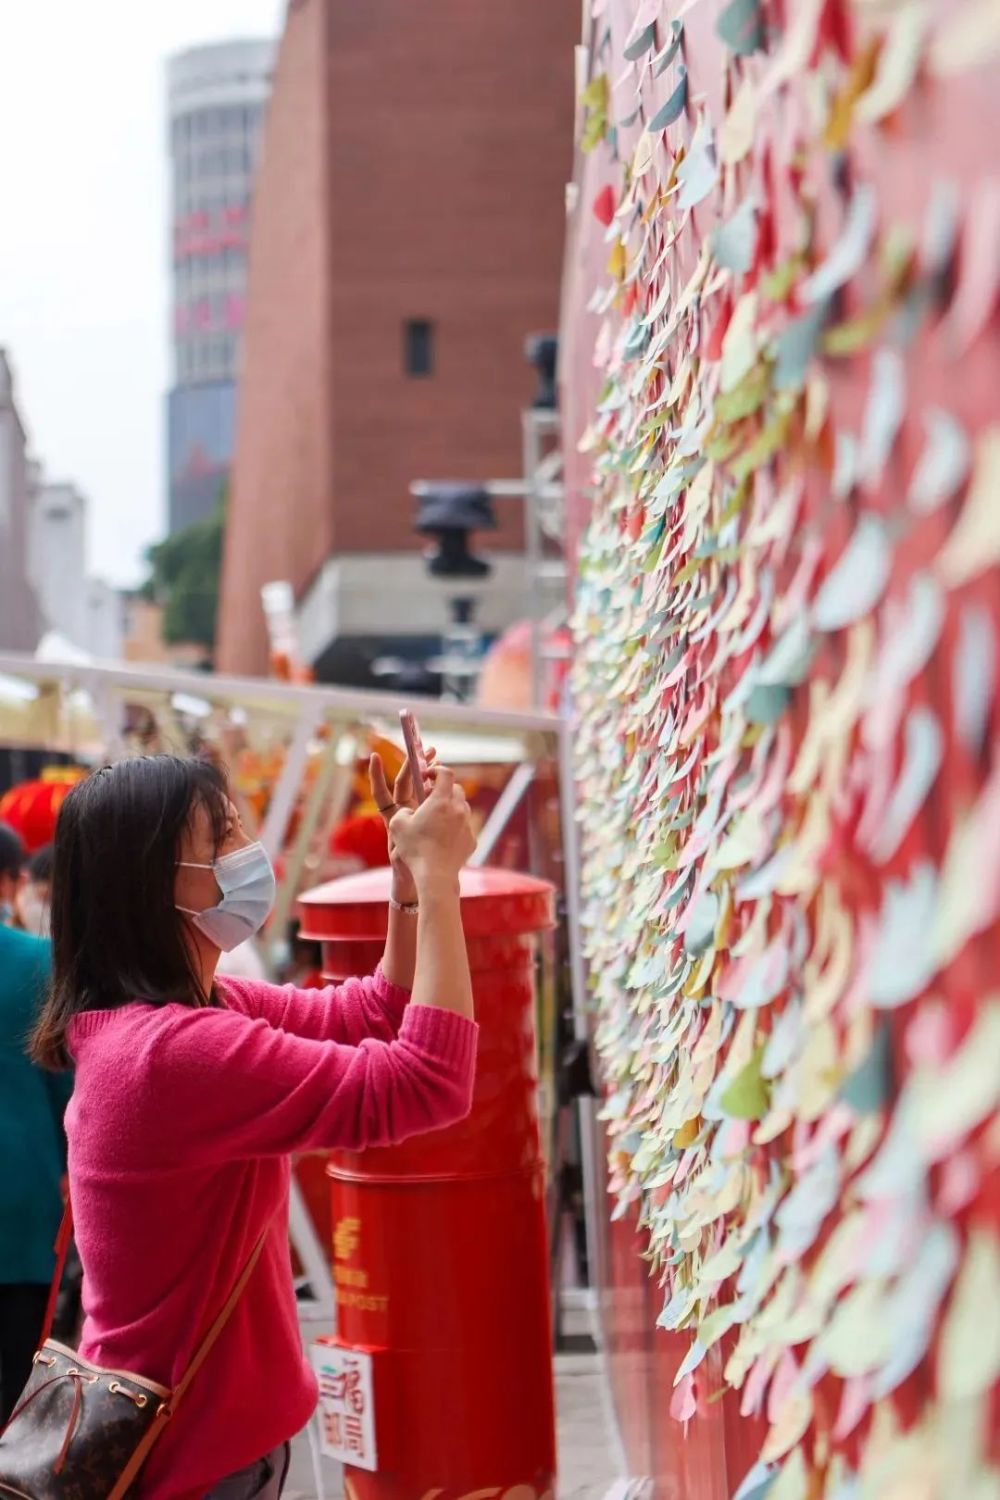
329 813 389 869
0 768 87 853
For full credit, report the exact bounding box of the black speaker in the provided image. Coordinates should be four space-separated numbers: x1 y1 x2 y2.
414 483 497 578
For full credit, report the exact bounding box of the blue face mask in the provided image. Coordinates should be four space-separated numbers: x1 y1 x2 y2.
177 841 276 952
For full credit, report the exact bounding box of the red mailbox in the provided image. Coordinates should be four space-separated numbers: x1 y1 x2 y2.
298 865 558 1499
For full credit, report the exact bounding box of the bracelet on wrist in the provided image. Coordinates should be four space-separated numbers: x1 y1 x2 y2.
389 894 419 915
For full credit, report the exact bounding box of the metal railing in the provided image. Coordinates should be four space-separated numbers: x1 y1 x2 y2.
0 649 599 1327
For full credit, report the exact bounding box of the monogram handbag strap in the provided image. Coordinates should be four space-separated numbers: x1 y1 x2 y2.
39 1203 74 1350
38 1200 270 1499
169 1226 269 1407
41 1205 268 1402
106 1226 270 1500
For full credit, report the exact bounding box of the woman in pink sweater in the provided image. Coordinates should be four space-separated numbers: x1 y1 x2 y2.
26 751 478 1498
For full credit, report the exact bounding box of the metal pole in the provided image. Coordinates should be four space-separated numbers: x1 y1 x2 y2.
556 700 603 1349
266 726 357 975
468 760 536 867
89 676 124 761
288 1175 335 1320
523 409 545 711
259 702 323 860
557 706 587 1046
410 478 563 502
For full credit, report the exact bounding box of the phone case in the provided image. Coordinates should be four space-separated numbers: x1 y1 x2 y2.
399 709 428 803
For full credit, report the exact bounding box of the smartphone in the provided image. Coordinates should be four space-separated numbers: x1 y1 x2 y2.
399 709 428 804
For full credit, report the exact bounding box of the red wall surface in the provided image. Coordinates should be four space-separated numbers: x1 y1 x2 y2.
561 2 1000 1496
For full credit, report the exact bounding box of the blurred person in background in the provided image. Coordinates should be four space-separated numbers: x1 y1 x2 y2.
0 825 25 927
15 843 53 937
0 823 71 1425
215 933 268 981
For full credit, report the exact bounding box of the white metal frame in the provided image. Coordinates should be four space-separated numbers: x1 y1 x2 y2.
0 650 587 1336
523 407 567 709
0 652 561 736
557 689 604 1342
468 759 536 868
259 701 323 859
0 654 607 1446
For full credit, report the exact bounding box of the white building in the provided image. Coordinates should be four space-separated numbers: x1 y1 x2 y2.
30 480 88 647
29 479 123 661
0 351 122 662
0 351 43 650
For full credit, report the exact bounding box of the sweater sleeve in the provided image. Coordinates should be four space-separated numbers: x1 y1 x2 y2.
223 967 409 1044
146 1002 477 1162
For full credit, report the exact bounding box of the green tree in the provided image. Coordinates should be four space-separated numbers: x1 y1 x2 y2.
145 491 226 655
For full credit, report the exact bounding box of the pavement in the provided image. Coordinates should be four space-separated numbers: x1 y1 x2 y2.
551 1351 622 1498
284 1349 621 1499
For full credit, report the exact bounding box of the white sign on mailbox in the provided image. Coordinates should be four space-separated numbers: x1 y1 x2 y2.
310 1341 378 1472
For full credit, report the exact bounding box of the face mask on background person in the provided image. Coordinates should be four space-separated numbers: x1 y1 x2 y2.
17 888 51 937
176 841 277 952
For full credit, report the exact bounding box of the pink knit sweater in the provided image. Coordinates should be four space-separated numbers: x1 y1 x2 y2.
65 968 477 1498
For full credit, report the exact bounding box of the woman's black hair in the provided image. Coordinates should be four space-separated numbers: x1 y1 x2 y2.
30 755 232 1070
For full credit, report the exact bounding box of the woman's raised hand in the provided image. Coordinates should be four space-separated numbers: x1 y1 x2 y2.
369 745 437 824
388 768 476 889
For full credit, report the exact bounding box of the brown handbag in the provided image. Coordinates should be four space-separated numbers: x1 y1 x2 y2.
0 1207 268 1499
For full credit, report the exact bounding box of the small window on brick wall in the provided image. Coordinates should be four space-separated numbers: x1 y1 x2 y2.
404 319 434 377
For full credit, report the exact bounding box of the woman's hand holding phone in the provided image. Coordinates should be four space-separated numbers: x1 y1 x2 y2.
388 769 476 892
370 711 476 1020
369 747 437 823
369 744 438 904
389 768 477 1019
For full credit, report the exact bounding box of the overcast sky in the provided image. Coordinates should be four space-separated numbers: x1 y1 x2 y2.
0 0 285 587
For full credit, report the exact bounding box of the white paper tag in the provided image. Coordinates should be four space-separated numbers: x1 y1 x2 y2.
310 1341 378 1472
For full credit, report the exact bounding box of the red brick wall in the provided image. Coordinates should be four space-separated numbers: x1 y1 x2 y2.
218 0 334 675
325 1 577 554
218 0 577 675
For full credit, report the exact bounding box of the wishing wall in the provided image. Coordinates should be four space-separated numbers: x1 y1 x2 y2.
561 1 1000 1496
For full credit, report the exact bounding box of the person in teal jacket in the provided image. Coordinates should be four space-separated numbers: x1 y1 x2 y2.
0 822 71 1425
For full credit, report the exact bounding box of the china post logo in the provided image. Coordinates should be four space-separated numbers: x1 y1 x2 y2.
334 1216 361 1262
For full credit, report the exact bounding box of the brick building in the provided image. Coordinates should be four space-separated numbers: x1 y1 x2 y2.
217 0 577 681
